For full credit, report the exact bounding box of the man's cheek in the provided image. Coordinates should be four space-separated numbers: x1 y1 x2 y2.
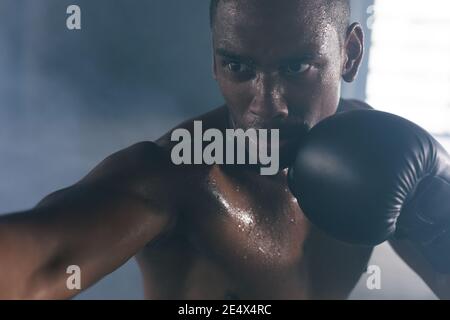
222 85 253 111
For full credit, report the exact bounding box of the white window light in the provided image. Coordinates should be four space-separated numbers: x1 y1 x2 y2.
366 0 450 150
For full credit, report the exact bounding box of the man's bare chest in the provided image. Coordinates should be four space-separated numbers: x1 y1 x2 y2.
137 167 373 299
187 170 307 274
186 168 372 286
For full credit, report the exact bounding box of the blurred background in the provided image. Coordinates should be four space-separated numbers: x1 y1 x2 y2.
0 0 449 299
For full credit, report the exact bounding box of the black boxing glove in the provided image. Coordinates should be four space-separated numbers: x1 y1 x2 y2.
288 109 450 273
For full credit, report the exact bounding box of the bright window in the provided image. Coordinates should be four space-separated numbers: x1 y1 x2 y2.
366 0 450 148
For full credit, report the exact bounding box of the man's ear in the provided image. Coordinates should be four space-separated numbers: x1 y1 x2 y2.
342 22 364 83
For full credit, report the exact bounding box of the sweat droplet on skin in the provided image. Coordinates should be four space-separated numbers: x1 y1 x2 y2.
212 189 255 229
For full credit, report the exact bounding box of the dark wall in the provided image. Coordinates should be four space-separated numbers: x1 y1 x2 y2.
0 0 222 300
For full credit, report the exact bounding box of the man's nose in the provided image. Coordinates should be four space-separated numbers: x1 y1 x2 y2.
249 73 289 122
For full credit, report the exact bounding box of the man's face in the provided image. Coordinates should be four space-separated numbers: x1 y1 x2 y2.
212 0 349 161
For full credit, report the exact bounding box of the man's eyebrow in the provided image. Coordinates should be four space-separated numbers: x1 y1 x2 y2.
279 52 324 64
216 48 323 65
215 48 255 64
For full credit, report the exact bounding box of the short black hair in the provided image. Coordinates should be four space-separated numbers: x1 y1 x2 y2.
209 0 351 38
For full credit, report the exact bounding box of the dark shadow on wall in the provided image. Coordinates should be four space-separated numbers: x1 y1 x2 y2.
0 0 221 300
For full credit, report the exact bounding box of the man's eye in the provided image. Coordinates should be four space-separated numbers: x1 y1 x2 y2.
284 62 311 75
225 62 251 73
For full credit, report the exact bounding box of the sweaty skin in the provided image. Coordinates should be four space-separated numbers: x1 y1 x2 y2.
0 0 449 299
137 100 373 300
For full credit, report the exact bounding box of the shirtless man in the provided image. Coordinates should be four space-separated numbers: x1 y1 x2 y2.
1 0 450 300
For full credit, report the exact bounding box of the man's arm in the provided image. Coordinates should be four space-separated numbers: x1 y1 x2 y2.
0 141 176 299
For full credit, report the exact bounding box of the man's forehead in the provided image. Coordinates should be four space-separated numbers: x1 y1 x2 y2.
213 0 329 31
213 0 334 52
213 2 337 63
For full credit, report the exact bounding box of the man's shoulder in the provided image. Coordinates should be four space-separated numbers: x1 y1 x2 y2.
106 105 229 183
155 105 229 150
337 99 374 113
95 102 227 178
80 141 172 186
